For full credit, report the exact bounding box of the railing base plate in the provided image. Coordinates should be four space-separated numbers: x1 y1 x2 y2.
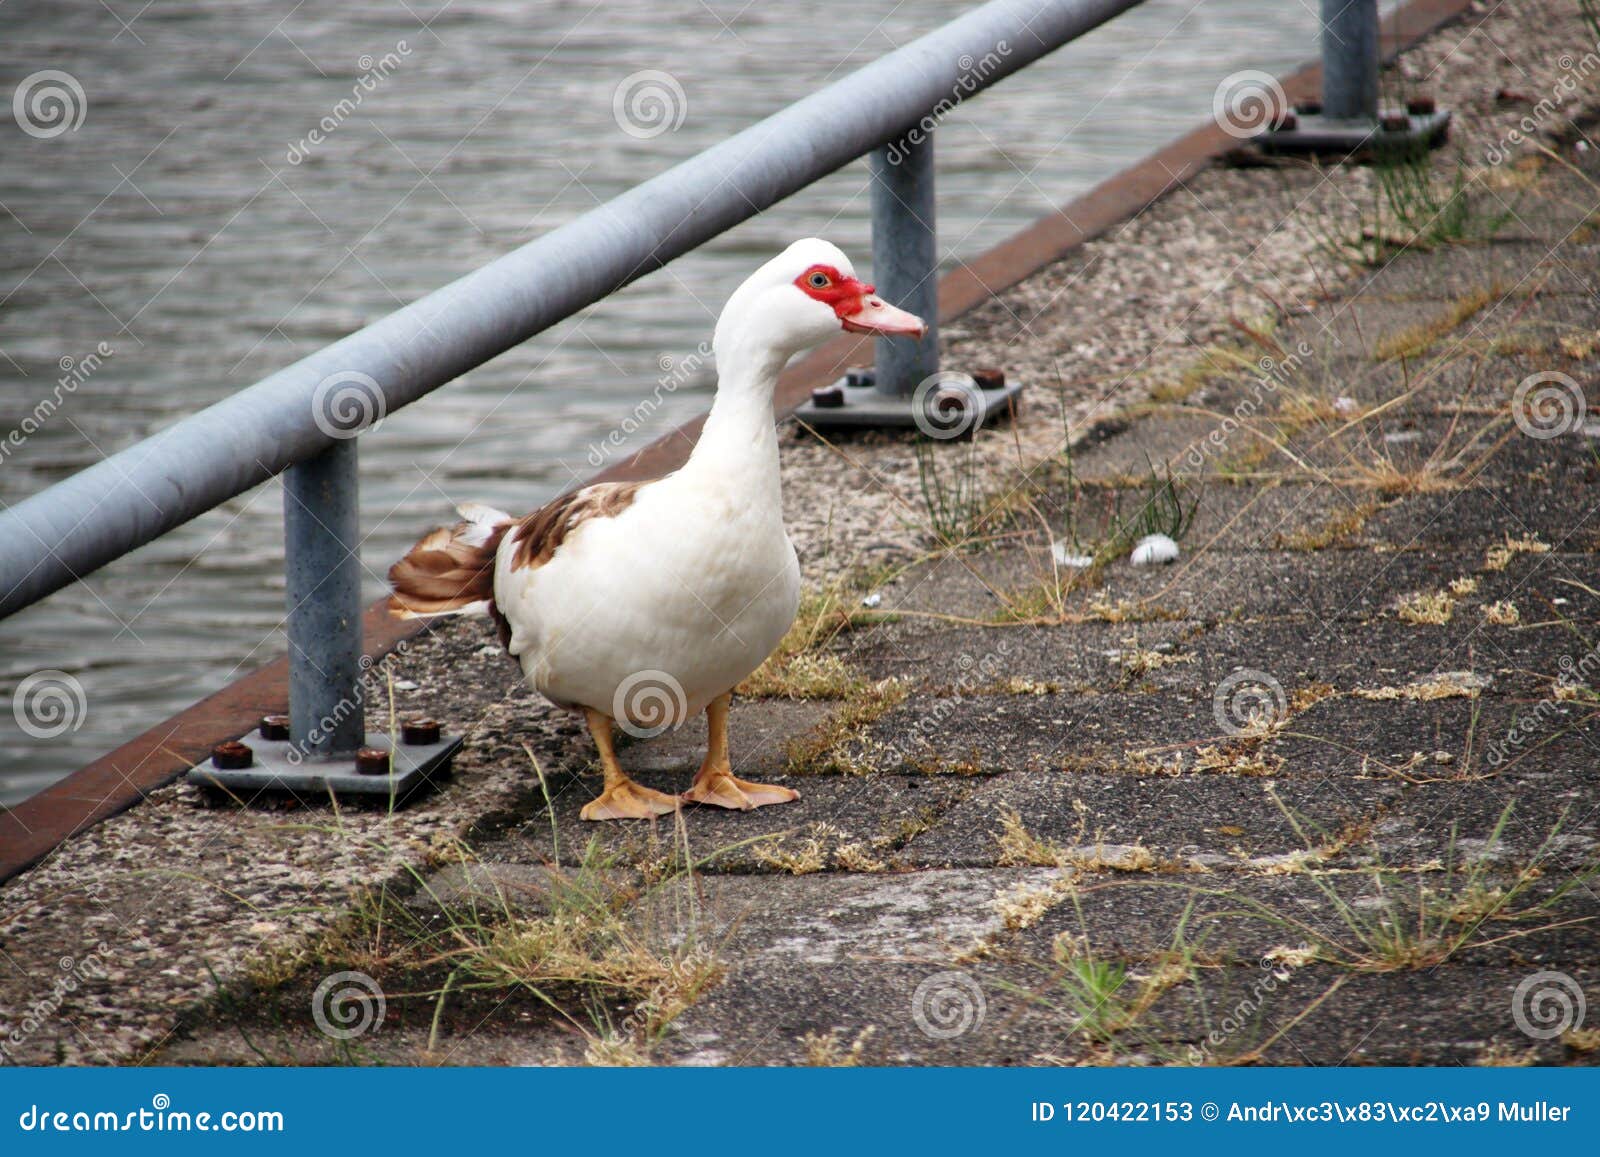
1257 108 1450 157
792 373 1024 437
185 728 461 803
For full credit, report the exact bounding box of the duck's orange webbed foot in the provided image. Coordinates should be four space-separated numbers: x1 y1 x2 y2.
579 707 681 822
681 766 799 811
681 692 798 811
580 778 682 821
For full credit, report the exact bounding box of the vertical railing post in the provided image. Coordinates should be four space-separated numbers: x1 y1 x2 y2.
1321 0 1379 122
283 439 364 758
869 130 939 396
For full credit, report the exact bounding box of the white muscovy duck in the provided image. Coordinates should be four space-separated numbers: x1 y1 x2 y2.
387 238 925 820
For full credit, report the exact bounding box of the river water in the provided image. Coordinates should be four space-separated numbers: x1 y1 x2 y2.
0 0 1341 804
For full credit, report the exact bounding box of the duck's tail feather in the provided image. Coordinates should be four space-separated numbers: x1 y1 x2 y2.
386 503 515 619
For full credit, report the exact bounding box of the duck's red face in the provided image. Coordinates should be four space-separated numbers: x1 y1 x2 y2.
793 264 927 338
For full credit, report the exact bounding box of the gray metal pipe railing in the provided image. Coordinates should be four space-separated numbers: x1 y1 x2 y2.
870 133 940 397
0 0 1146 620
1321 0 1380 121
3 0 1172 758
1 0 1151 757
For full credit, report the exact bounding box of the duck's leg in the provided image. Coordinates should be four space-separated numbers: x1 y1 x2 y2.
579 708 682 821
682 693 800 810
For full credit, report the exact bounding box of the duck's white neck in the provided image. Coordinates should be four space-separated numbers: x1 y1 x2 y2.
683 335 789 495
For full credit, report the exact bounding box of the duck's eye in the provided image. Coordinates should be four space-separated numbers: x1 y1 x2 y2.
808 272 830 289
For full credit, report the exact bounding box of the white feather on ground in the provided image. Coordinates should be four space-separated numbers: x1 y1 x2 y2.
1130 533 1180 566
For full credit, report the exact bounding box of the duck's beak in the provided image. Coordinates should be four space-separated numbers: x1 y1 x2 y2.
841 293 928 338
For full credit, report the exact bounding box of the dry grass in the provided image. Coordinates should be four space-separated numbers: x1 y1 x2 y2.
232 752 749 1065
1277 499 1380 551
995 806 1161 873
1481 600 1520 625
801 1026 876 1066
1559 332 1599 360
832 842 887 872
753 834 830 875
1473 1042 1540 1066
1565 1026 1600 1053
739 581 883 699
782 678 909 774
740 651 863 699
1395 589 1455 624
1373 282 1500 362
751 821 873 875
1351 671 1486 702
1191 743 1286 777
994 874 1079 931
1239 798 1598 973
1485 534 1550 571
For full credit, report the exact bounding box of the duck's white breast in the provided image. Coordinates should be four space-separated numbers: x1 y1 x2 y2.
495 474 799 724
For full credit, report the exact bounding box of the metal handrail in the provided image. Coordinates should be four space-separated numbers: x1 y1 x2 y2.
0 0 1384 761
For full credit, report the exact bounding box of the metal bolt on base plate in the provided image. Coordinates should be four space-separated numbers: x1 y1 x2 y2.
1256 106 1450 158
186 722 461 801
793 368 1024 436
